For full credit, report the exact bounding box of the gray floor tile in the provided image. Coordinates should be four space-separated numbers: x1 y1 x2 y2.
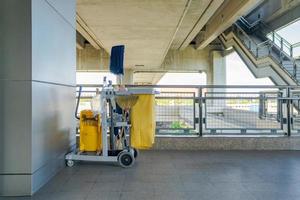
120 191 155 200
85 192 121 200
154 191 187 200
3 150 300 200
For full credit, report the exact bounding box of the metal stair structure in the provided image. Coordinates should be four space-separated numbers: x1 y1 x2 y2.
219 17 300 85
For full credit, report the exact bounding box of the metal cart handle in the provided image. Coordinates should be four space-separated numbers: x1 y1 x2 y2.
75 86 82 119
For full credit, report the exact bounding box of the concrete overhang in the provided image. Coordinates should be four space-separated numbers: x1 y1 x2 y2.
245 0 300 31
195 0 263 50
76 0 224 70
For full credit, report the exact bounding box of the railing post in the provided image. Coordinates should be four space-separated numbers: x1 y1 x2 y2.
198 87 203 137
256 47 258 58
287 87 291 136
280 37 283 51
258 93 265 119
293 61 297 78
290 45 293 58
248 40 251 49
272 32 275 43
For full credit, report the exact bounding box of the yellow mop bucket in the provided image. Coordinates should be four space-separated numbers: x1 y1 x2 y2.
79 110 102 152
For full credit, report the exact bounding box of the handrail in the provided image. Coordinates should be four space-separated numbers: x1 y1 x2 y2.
239 16 261 29
235 22 272 48
234 23 259 46
260 22 296 58
256 40 270 47
293 42 300 48
239 17 297 59
75 86 82 119
76 84 300 89
75 84 300 136
232 19 299 82
239 17 295 52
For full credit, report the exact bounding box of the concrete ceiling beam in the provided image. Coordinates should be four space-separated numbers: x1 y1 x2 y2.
133 71 165 85
176 0 224 50
159 0 192 65
76 31 85 49
245 0 300 30
195 0 263 50
76 14 106 51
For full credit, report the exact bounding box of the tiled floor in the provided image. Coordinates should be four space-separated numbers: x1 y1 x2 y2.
2 150 300 200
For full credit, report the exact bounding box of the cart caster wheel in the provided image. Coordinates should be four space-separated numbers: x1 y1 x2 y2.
133 148 139 158
118 151 135 168
66 160 74 167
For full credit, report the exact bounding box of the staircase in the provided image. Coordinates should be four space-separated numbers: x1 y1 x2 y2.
219 17 300 85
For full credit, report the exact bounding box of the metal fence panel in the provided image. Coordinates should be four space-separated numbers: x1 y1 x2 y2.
75 85 300 136
204 92 282 131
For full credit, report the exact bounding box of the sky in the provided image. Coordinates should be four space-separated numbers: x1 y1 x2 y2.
276 20 300 44
77 72 116 85
275 19 300 57
157 72 206 85
225 52 273 85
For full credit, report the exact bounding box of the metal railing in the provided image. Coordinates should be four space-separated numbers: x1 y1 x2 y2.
76 84 300 137
232 23 300 82
234 17 300 82
239 17 300 59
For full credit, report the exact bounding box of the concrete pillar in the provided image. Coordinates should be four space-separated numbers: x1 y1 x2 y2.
0 0 76 196
211 51 226 86
77 44 109 71
117 69 134 85
123 69 134 85
206 51 227 84
207 51 227 109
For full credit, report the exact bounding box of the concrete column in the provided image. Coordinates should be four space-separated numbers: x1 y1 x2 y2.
77 44 109 71
212 51 226 86
0 0 76 196
117 69 134 85
206 51 227 84
123 69 134 85
207 51 227 109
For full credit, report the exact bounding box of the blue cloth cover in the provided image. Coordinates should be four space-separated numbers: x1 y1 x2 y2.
110 45 125 75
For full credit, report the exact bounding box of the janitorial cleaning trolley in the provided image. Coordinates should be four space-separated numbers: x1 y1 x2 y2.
65 45 156 168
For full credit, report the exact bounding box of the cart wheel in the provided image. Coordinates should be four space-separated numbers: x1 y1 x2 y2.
118 151 135 168
133 148 139 158
66 160 74 167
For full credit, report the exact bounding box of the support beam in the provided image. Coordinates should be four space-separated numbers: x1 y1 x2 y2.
245 0 300 30
196 0 262 50
212 51 226 86
161 45 211 72
76 44 109 71
123 69 134 85
76 14 106 51
206 51 226 109
178 0 224 50
76 31 85 49
159 0 192 67
133 72 165 85
267 4 300 30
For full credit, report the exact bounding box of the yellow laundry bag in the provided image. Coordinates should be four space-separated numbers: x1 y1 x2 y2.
130 94 156 149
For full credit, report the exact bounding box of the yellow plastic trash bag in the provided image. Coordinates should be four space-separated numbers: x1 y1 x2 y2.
130 94 156 149
79 110 102 152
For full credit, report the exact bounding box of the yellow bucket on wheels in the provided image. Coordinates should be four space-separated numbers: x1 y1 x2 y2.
79 110 102 152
